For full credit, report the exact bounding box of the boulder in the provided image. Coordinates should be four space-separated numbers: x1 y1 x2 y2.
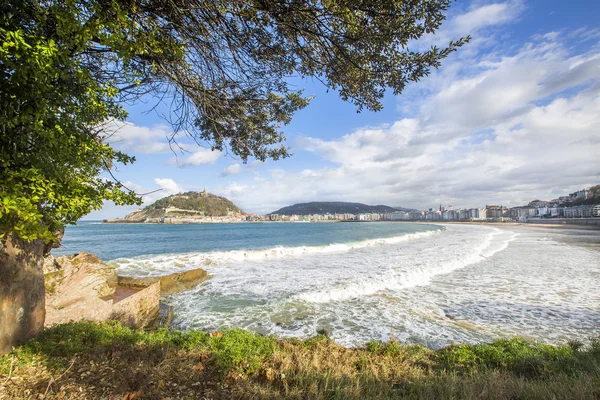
45 252 117 306
44 253 162 329
43 254 211 330
118 268 211 295
111 282 161 329
44 253 117 326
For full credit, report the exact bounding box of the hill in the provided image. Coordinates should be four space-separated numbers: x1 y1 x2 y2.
393 206 418 212
271 202 399 215
560 185 600 207
119 190 243 221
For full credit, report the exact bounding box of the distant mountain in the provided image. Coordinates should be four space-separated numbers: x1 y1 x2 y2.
393 206 418 212
115 190 243 222
270 202 400 215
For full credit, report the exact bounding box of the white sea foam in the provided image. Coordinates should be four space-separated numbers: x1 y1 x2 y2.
112 228 443 277
295 229 518 303
111 223 600 348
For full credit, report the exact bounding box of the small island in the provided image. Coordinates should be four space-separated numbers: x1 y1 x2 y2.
103 189 245 224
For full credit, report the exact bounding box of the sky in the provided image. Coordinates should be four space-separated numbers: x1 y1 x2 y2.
89 0 600 219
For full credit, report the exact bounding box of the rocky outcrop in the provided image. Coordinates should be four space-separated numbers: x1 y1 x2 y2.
44 253 118 327
118 268 211 295
43 253 209 330
111 282 161 329
45 253 152 329
0 235 46 355
44 253 117 304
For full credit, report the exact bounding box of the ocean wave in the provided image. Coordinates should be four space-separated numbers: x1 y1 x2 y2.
295 229 517 303
112 228 444 277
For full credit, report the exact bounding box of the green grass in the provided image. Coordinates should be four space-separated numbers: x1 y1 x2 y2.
1 322 599 399
1 321 275 375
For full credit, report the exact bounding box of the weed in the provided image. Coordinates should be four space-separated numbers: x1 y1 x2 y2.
2 323 600 399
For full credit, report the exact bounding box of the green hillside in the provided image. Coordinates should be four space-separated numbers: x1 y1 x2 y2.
271 201 399 215
126 191 243 220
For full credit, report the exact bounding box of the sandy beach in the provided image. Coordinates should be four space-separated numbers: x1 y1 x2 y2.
415 220 600 230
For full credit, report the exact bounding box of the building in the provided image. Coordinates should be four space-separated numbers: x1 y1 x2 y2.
569 189 588 201
425 211 442 220
486 205 508 219
408 211 425 220
442 210 457 220
357 213 381 221
269 213 280 221
564 205 594 218
385 212 406 221
478 208 487 220
509 206 537 220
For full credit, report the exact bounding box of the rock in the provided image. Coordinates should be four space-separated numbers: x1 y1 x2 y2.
42 253 211 331
43 252 162 329
316 329 330 337
44 253 117 326
45 253 116 305
118 268 211 295
111 282 161 329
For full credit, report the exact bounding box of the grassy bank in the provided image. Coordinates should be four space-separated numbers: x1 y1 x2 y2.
1 322 599 399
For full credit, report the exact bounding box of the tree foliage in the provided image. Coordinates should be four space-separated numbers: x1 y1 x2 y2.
1 0 467 243
143 191 243 217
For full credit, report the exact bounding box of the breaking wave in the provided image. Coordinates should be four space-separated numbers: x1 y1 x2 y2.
112 228 444 277
295 229 519 303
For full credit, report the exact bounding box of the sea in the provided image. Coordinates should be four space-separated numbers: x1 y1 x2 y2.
54 221 600 348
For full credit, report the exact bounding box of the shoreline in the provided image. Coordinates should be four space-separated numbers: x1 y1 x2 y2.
412 220 600 230
99 218 600 229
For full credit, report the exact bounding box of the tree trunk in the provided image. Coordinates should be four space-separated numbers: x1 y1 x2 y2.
0 235 46 355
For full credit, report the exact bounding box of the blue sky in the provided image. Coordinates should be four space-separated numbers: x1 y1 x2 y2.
90 0 600 219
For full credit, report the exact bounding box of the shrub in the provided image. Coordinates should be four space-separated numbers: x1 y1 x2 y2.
207 329 276 374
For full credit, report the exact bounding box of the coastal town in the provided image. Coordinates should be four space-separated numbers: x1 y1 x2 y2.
107 185 600 224
247 186 600 223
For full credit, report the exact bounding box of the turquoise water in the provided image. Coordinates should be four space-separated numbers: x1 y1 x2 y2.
55 221 442 261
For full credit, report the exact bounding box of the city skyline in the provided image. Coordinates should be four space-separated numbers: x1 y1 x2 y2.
97 184 599 223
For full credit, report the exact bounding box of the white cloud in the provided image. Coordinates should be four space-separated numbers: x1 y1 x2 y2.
412 0 524 52
452 2 522 34
153 178 182 195
174 148 222 167
224 183 248 195
569 27 600 43
214 30 600 214
102 121 174 154
103 121 224 168
222 163 242 176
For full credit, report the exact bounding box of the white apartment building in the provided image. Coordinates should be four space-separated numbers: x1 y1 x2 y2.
564 205 594 218
357 213 381 221
385 212 407 221
425 211 442 220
